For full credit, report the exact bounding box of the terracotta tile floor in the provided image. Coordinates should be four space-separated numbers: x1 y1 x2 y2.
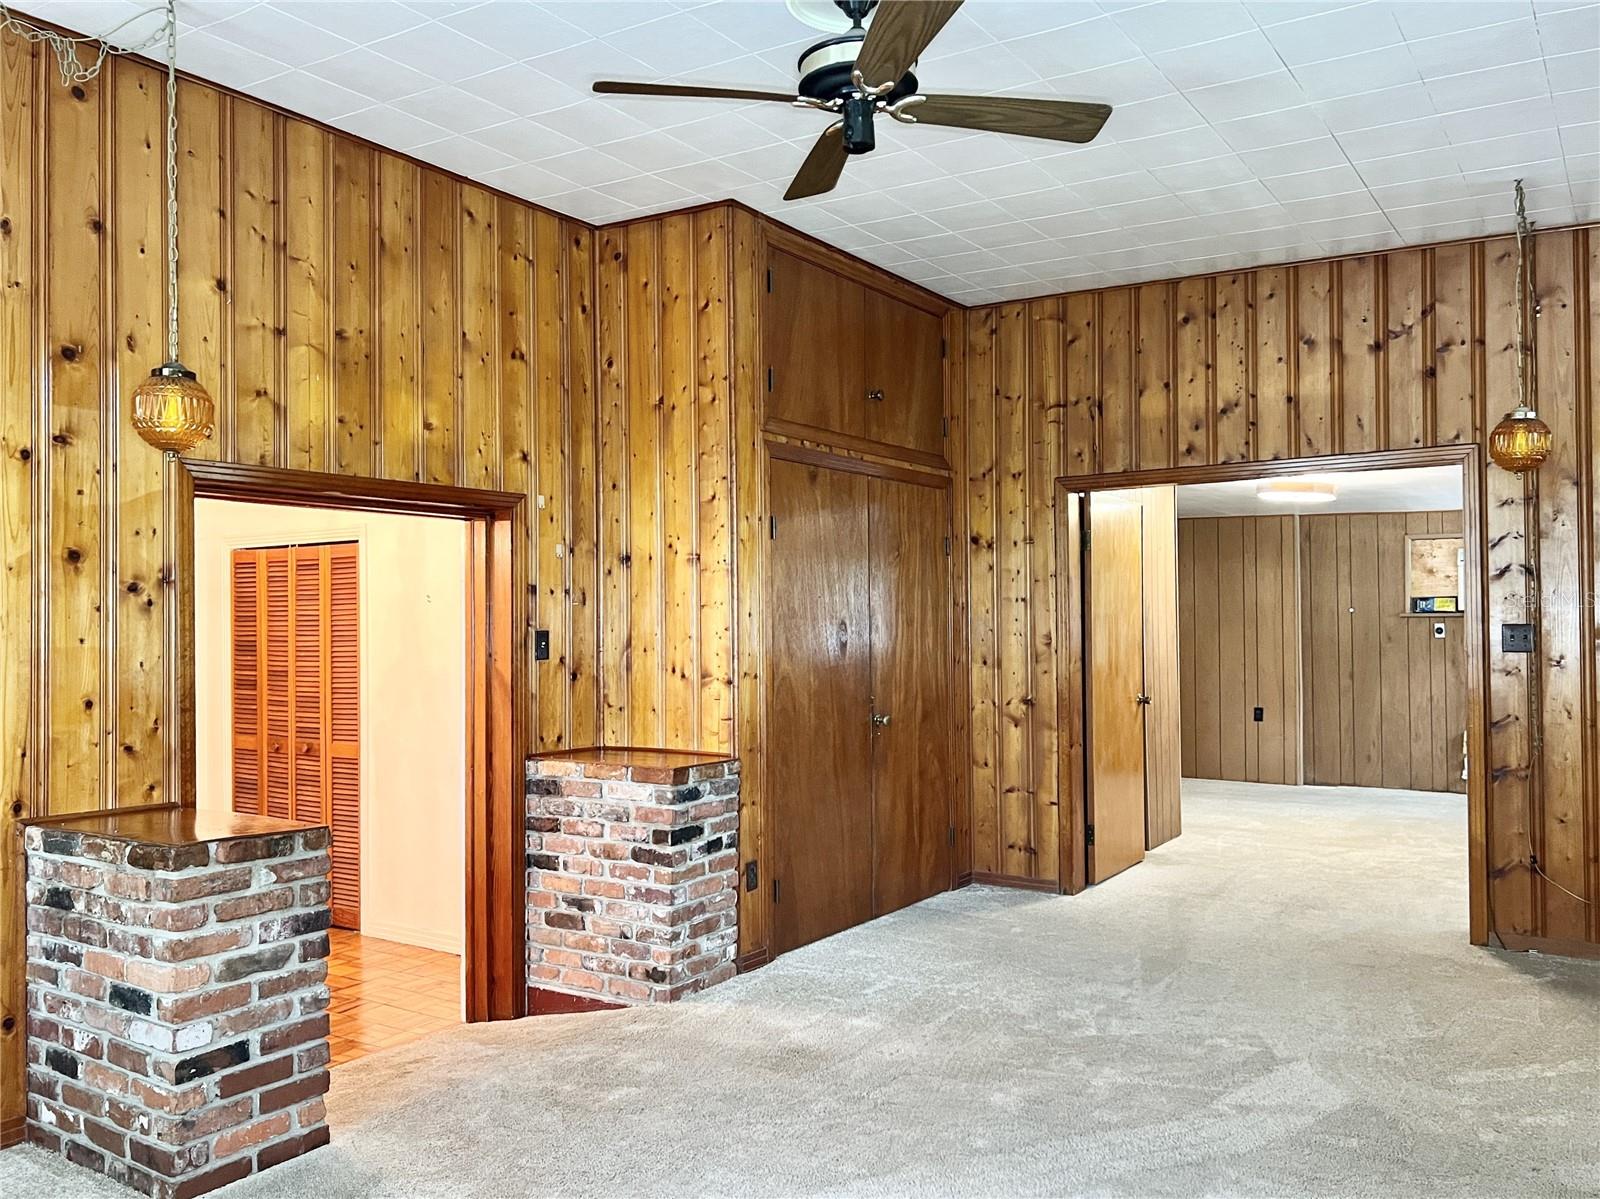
326 928 461 1067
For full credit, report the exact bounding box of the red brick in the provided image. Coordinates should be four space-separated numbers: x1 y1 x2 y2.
171 1156 253 1198
259 1015 329 1055
216 1054 294 1099
256 1122 329 1170
212 1112 291 1159
259 1071 329 1114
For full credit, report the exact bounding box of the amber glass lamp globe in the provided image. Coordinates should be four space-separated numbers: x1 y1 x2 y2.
131 361 215 454
1488 405 1552 474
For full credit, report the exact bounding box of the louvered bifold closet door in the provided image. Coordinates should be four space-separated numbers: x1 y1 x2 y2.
326 544 361 929
262 549 295 821
230 551 264 815
291 548 328 831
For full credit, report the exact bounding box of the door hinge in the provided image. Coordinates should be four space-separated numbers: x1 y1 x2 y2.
766 267 772 293
941 336 947 358
772 878 781 903
766 366 773 392
744 861 758 892
769 514 776 540
1080 524 1091 553
1086 824 1095 846
947 826 956 848
943 535 951 557
941 415 949 438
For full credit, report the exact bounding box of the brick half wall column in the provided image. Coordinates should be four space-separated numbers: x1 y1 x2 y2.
24 823 333 1198
526 753 740 1006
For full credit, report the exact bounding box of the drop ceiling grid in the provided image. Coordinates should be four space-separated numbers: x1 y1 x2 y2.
19 0 1600 301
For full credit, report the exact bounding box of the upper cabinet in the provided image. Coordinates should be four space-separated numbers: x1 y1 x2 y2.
764 247 946 463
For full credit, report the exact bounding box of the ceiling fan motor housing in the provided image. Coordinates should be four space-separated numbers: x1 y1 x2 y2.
797 34 918 106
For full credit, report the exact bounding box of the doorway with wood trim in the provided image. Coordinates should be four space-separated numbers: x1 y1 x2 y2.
170 462 527 1062
1056 447 1489 944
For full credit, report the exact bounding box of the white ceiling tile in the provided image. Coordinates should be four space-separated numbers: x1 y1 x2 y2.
1041 58 1179 105
1544 47 1600 91
1390 1 1532 41
471 118 584 161
246 70 372 123
1180 179 1281 213
177 27 289 88
540 147 637 188
202 5 356 69
1102 92 1207 140
441 2 591 55
1289 43 1423 99
1408 19 1547 79
1261 161 1369 199
274 1 431 44
1354 146 1465 185
1148 153 1257 190
1149 30 1285 90
1237 134 1350 174
1552 87 1600 124
593 172 698 210
538 1 678 39
1453 128 1568 171
1262 2 1406 66
1280 189 1382 219
408 134 519 177
1120 126 1237 168
1535 2 1600 51
1335 116 1453 160
1441 96 1562 143
1072 170 1172 205
334 103 452 152
391 85 516 133
1187 70 1312 123
602 13 746 76
1426 62 1554 113
1213 106 1335 152
997 14 1142 77
1109 1 1259 54
301 47 439 104
1311 82 1438 133
369 22 515 83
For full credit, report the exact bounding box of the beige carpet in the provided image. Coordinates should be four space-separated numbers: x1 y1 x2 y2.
5 780 1598 1198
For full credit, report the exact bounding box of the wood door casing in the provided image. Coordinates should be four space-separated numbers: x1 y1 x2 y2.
767 458 873 955
231 542 360 927
1085 494 1147 883
863 290 945 458
868 475 951 916
1138 487 1181 849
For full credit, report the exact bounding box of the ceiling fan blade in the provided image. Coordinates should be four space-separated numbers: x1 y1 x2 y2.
853 0 964 91
784 124 849 201
906 94 1113 144
593 80 797 104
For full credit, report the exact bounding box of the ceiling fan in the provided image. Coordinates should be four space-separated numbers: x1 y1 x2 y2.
593 0 1113 201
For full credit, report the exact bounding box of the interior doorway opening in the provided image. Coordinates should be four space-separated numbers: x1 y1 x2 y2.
194 498 469 1066
1056 448 1488 942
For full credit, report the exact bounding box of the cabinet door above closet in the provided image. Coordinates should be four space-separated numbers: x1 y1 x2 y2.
863 288 944 457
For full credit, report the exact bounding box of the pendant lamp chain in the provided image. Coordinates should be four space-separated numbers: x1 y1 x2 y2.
163 0 180 362
1487 178 1552 474
1512 178 1537 415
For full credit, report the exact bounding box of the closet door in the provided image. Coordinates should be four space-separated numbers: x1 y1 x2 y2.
261 549 294 822
868 476 951 914
862 291 945 459
765 250 865 440
230 551 263 815
768 457 873 955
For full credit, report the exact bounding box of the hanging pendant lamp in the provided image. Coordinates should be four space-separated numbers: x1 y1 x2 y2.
1487 179 1551 474
129 0 214 454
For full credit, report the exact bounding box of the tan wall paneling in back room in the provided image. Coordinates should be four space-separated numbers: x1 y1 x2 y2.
1178 516 1301 787
958 229 1598 956
0 35 597 1140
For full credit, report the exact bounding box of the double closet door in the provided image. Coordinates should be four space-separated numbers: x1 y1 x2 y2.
767 455 952 956
231 542 360 928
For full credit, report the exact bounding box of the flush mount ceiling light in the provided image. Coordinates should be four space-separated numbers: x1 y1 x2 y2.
1 0 214 455
1488 179 1553 474
1256 479 1338 505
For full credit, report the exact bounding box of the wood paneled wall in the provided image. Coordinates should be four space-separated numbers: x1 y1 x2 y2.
0 36 597 1139
1300 511 1468 794
958 229 1599 955
1178 516 1301 786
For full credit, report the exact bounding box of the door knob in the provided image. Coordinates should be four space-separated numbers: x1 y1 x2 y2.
1135 693 1151 706
871 712 891 727
866 388 885 402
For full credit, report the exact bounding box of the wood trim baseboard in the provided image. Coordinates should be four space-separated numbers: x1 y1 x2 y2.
1493 931 1600 960
736 948 770 973
967 871 1062 894
1 1113 25 1149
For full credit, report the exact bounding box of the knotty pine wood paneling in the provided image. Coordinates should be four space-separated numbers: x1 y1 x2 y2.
0 37 598 1137
958 230 1598 955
